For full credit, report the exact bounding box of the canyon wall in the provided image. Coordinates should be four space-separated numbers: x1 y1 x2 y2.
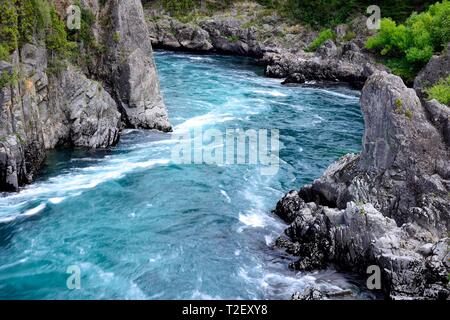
0 0 171 192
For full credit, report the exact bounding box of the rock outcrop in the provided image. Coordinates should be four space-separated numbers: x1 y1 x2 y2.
96 0 171 131
147 14 262 57
264 40 385 89
0 44 122 192
0 0 171 192
273 72 450 299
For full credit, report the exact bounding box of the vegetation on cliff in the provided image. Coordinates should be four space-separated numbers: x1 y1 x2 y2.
149 0 437 27
0 0 103 79
425 75 450 105
366 0 450 83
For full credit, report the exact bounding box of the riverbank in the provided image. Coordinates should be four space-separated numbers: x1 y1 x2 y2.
144 1 385 89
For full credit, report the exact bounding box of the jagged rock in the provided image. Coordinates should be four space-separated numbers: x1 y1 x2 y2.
50 66 121 148
292 288 324 300
424 99 450 146
0 41 125 192
1 0 169 191
149 18 213 51
200 18 263 57
263 44 384 89
316 40 338 59
0 48 46 192
292 287 353 300
274 72 450 299
147 14 263 57
299 72 450 234
102 0 171 131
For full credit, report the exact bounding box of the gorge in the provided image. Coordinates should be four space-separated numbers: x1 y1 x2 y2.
0 0 449 300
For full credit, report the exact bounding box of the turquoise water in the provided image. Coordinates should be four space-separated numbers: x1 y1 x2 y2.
0 51 367 299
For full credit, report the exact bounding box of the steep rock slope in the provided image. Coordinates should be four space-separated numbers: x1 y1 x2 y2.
95 0 171 130
274 71 450 299
0 0 170 192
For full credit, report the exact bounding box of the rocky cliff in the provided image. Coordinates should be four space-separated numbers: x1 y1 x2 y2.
274 69 450 299
0 0 170 192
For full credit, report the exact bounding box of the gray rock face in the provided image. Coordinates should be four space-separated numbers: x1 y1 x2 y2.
414 43 450 98
1 0 172 191
200 18 263 57
274 72 450 299
264 41 385 89
149 18 213 51
102 0 171 131
148 15 262 57
49 66 121 148
0 48 47 192
424 99 450 146
0 43 122 191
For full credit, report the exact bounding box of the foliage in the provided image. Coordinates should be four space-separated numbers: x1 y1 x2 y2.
0 0 19 54
0 68 18 90
0 45 11 61
343 31 356 42
227 35 239 43
307 29 335 52
0 0 75 63
425 75 450 105
160 0 232 17
271 0 437 26
151 0 440 28
113 32 121 43
45 6 76 59
366 1 450 82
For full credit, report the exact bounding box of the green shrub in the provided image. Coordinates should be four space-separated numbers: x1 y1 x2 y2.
227 35 239 43
113 32 121 43
0 0 19 53
425 75 450 105
0 68 18 89
366 1 450 82
343 31 356 42
307 29 335 52
46 6 76 58
405 108 414 119
0 44 10 61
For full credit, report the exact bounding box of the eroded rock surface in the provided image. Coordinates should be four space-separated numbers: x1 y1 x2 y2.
274 72 450 299
264 40 385 88
100 0 171 131
1 0 171 191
